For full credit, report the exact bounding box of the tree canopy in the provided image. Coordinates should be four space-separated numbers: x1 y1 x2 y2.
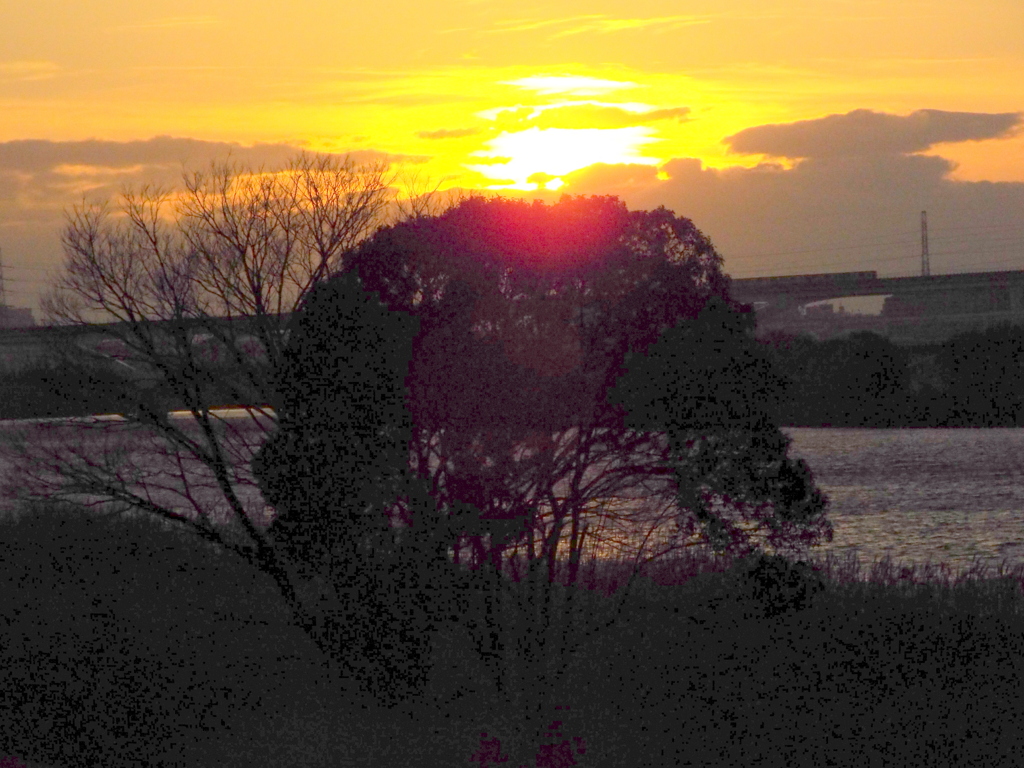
254 195 833 729
322 194 830 565
349 194 730 436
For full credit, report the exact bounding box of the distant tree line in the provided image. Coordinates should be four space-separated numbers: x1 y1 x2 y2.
0 355 267 420
7 320 1024 430
0 360 135 420
762 323 1024 428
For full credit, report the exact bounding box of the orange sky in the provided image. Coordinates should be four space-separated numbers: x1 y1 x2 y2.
2 0 1024 309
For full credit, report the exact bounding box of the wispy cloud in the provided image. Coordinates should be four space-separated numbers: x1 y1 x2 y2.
491 103 691 131
0 61 60 81
553 14 713 37
489 15 603 34
491 14 712 38
811 56 1001 73
114 16 221 31
417 128 483 140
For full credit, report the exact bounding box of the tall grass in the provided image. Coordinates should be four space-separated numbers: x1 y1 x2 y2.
4 500 1024 767
450 535 1024 619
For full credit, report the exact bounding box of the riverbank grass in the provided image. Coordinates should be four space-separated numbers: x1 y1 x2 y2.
2 503 1024 767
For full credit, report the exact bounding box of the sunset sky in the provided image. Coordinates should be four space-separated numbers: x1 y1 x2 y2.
2 0 1023 314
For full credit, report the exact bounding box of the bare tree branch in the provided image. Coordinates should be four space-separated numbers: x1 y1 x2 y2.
11 152 428 662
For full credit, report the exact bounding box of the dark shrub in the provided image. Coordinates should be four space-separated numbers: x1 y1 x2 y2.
731 551 828 619
0 501 340 768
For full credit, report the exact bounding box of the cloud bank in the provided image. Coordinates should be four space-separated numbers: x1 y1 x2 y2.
0 137 400 311
2 111 1023 315
560 153 1024 279
496 104 690 131
0 136 406 176
726 109 1022 158
553 109 1024 279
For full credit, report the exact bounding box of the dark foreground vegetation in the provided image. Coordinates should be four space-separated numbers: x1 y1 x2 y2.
3 500 1024 768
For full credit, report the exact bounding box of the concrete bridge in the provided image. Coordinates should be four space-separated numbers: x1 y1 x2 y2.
4 269 1024 369
731 269 1024 345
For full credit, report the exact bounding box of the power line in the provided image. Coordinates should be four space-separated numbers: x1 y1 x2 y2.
3 264 56 272
730 236 916 261
929 222 1024 235
928 234 1024 246
730 216 1024 263
734 236 1024 273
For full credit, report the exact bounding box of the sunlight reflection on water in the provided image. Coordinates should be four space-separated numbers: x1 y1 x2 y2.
2 414 1023 579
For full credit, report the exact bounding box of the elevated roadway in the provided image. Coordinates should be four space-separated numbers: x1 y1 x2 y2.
731 269 1024 345
733 270 1024 314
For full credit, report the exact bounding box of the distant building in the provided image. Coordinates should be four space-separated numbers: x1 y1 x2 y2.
0 306 35 329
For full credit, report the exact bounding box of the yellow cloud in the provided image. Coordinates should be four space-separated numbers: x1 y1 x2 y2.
492 103 691 131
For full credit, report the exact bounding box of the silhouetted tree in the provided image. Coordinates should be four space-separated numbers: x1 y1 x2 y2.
251 269 453 704
260 194 833 762
610 297 827 556
758 331 821 424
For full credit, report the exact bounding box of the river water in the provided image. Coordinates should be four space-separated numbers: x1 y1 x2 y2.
785 427 1024 579
2 415 1023 582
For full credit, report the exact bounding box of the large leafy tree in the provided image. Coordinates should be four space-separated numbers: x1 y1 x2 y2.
256 194 833 761
610 297 828 556
339 195 830 568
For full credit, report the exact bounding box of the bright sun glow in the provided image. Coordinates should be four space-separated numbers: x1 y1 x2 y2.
502 75 641 96
468 127 660 189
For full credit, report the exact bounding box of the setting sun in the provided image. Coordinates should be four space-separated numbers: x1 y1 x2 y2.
468 126 660 189
2 0 1024 303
